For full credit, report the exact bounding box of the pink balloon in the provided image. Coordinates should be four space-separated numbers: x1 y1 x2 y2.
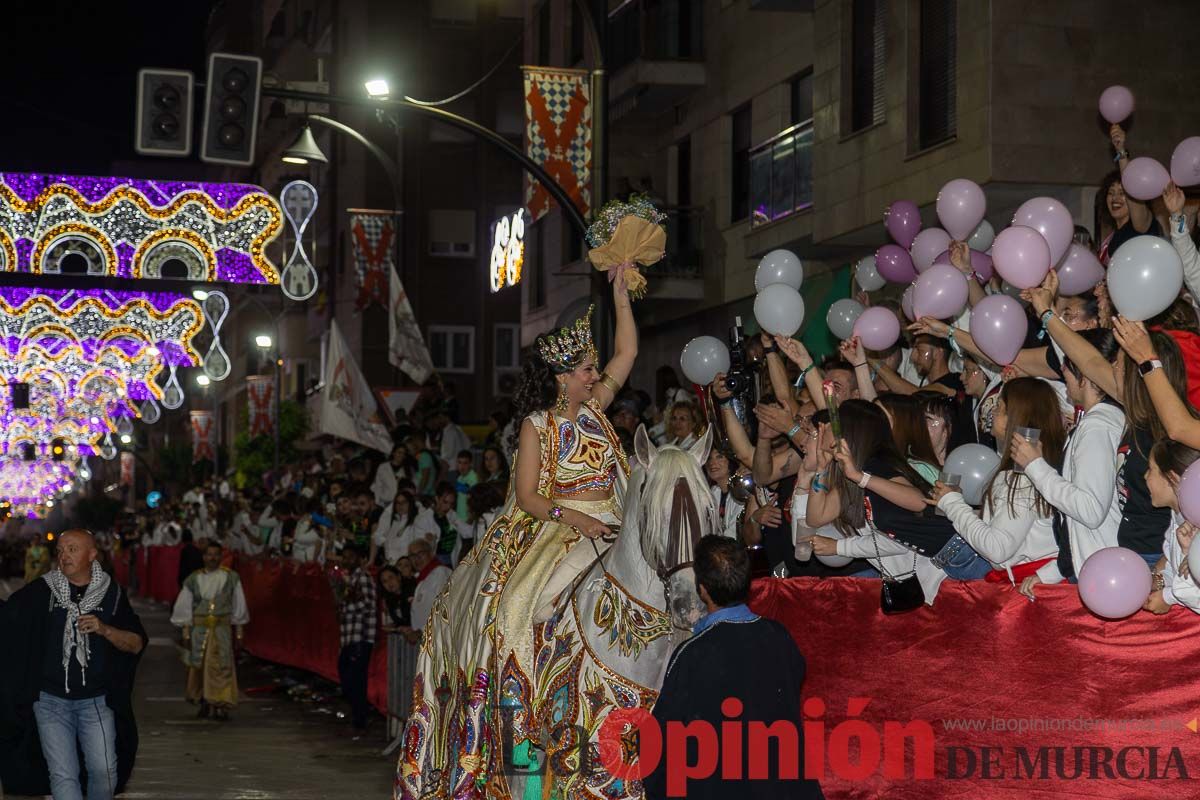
1055 243 1105 295
969 295 1028 366
885 200 922 249
912 265 969 320
936 179 987 240
853 306 901 351
991 226 1051 289
1122 157 1170 202
932 248 993 283
875 243 917 284
911 228 951 274
1098 85 1134 124
1012 197 1073 266
1170 136 1200 188
1177 460 1200 526
1077 547 1152 619
901 284 916 322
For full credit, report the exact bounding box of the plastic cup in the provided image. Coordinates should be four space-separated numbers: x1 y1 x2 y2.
1014 427 1040 473
935 472 961 516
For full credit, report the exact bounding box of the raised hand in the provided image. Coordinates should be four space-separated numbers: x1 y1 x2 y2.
1021 270 1059 316
755 403 795 438
948 240 972 275
908 317 951 338
1164 181 1186 216
1110 123 1126 156
774 335 813 369
1112 316 1157 363
712 372 732 401
838 335 866 365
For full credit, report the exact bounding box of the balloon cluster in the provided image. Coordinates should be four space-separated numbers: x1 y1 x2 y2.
752 250 806 337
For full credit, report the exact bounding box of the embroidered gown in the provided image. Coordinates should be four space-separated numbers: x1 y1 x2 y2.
397 400 628 800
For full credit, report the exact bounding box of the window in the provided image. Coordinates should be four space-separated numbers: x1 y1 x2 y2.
429 326 475 373
850 0 886 133
494 324 520 370
730 104 752 222
790 70 814 126
918 0 956 149
538 0 552 65
428 210 476 257
430 0 477 25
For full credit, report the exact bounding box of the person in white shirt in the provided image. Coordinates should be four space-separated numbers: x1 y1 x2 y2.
257 500 287 553
659 400 706 449
292 499 329 562
1012 330 1125 597
228 498 261 554
932 379 1067 586
371 444 410 508
705 448 745 539
403 539 452 644
370 491 438 566
428 408 471 475
1143 439 1200 615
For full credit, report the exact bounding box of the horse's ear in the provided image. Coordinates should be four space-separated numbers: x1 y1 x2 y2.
635 424 657 470
688 425 713 466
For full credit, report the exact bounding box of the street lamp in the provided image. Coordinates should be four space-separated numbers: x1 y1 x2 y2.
256 334 281 476
195 374 211 387
364 78 390 98
282 124 328 165
191 288 209 301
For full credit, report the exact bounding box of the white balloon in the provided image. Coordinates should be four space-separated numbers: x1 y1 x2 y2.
754 284 806 337
679 336 730 386
826 298 865 341
968 219 995 252
814 525 854 568
1107 235 1185 322
755 249 804 291
943 444 1001 506
855 255 887 291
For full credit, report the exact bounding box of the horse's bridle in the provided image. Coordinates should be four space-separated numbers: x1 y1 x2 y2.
653 478 703 581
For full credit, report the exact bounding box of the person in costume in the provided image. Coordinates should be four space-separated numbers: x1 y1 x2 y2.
397 272 638 799
169 541 249 721
0 529 147 800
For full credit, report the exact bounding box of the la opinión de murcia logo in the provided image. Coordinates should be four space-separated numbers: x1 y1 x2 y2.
501 697 1193 796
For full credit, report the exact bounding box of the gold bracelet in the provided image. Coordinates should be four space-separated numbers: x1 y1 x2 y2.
598 372 621 394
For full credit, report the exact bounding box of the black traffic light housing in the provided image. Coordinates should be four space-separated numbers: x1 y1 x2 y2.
134 69 194 157
200 53 263 166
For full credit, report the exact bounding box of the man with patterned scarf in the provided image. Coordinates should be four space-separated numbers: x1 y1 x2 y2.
0 529 147 800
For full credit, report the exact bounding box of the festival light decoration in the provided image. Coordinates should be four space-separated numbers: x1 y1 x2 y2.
0 173 283 285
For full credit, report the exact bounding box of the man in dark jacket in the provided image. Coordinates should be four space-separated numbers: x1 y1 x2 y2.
0 529 147 799
643 536 823 800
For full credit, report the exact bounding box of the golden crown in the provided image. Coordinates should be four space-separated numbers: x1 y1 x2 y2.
537 306 597 373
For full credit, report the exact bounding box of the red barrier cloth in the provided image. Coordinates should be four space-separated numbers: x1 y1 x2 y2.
748 577 1200 798
231 555 388 715
146 545 182 603
111 548 131 587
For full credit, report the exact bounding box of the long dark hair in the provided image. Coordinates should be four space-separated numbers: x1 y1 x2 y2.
1094 170 1123 243
508 355 558 453
874 393 940 466
1149 439 1200 486
982 378 1067 518
1119 330 1198 455
393 489 419 526
831 399 930 537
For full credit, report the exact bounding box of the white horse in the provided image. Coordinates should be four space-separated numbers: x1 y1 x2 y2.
509 425 716 799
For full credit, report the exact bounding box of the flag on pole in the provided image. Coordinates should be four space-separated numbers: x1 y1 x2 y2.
349 211 395 310
247 375 275 437
190 410 215 463
389 267 434 384
319 320 393 453
522 66 591 223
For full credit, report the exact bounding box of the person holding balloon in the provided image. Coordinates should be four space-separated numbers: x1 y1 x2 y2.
928 379 1066 588
1010 329 1126 598
1163 182 1200 304
1142 439 1200 615
1097 124 1162 266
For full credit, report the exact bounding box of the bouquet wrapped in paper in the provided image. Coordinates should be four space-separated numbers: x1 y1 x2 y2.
585 194 667 299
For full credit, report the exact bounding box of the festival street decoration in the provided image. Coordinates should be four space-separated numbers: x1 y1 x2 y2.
349 211 395 310
280 180 319 301
0 173 283 284
319 321 392 453
246 375 275 437
522 67 592 223
191 410 216 463
388 267 434 385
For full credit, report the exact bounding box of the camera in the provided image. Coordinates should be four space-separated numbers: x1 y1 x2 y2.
724 317 757 397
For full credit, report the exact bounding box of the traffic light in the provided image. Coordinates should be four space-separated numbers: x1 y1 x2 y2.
134 69 194 157
200 53 263 166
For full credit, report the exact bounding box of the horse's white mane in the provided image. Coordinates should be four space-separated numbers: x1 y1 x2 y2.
629 428 717 573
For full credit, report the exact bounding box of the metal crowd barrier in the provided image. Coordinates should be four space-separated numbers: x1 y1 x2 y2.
382 630 419 755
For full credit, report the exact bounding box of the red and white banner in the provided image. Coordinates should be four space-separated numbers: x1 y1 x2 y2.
190 410 215 463
523 66 591 223
247 375 275 437
389 267 434 385
349 211 394 310
318 321 393 453
119 451 134 487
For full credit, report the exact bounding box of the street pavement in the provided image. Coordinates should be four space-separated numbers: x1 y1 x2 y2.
118 599 395 800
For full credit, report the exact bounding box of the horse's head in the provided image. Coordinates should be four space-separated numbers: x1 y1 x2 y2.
632 424 716 631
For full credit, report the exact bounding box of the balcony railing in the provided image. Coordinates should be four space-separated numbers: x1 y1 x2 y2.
609 0 704 72
749 120 813 228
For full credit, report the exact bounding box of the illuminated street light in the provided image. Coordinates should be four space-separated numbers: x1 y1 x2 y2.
196 374 211 387
255 334 273 349
364 78 390 98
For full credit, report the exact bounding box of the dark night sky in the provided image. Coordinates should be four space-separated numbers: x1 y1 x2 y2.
1 0 217 176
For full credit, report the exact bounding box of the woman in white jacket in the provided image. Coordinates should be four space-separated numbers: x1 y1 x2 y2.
1011 329 1125 598
931 379 1066 586
1143 439 1200 615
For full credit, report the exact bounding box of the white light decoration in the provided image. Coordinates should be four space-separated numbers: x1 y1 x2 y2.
490 209 524 293
280 180 319 301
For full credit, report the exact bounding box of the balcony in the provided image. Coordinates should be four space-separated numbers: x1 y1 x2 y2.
648 206 705 301
749 121 813 229
607 0 707 120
